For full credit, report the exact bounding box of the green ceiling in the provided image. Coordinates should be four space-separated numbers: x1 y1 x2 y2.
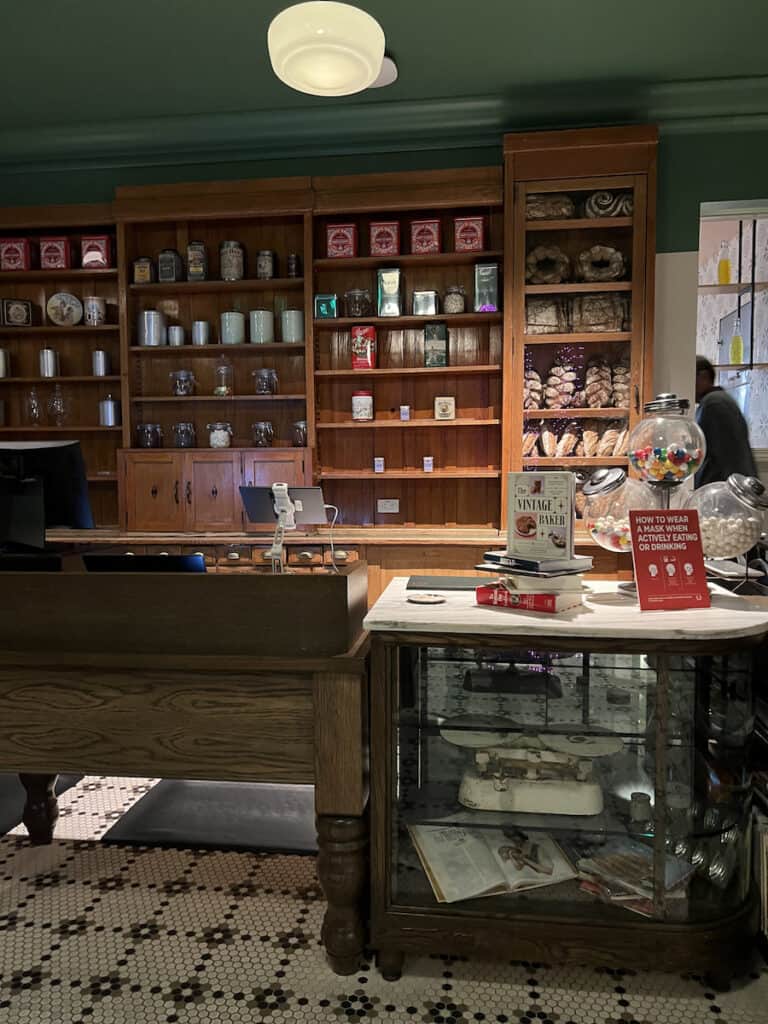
1 0 767 171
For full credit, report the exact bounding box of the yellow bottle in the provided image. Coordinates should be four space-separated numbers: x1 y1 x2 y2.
729 316 744 365
717 240 732 285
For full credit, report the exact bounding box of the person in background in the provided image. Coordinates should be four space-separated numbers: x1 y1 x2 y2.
694 355 757 486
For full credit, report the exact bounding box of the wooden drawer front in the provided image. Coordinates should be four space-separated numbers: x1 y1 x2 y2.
288 545 324 566
217 544 254 567
323 546 360 566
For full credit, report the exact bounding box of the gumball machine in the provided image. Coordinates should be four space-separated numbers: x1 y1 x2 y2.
627 394 706 507
583 468 661 556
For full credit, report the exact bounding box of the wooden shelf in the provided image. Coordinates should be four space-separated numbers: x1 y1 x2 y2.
87 473 118 483
0 268 118 282
314 313 502 329
525 282 632 295
130 277 304 294
315 364 502 378
313 250 503 271
0 375 121 384
316 418 501 430
526 217 633 231
523 332 631 345
319 469 501 480
129 342 305 355
131 394 305 403
522 456 628 468
0 425 122 433
0 325 120 335
524 408 630 419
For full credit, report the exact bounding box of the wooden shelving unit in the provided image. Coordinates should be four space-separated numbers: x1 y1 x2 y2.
315 364 502 378
316 418 501 430
524 281 633 295
314 312 502 329
524 407 629 419
313 250 503 271
130 277 304 295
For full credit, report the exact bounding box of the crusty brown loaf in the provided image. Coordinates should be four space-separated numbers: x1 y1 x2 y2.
555 422 580 458
540 425 558 457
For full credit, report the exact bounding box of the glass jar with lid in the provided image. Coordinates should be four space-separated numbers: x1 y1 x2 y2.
443 284 466 314
206 421 233 449
169 369 196 396
213 360 234 397
292 420 307 447
627 394 706 487
343 288 373 318
583 468 660 553
172 422 196 449
251 421 274 447
137 423 163 448
219 240 244 281
686 474 768 558
252 368 278 395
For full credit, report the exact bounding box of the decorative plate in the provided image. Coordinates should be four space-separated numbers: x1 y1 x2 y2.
46 292 83 326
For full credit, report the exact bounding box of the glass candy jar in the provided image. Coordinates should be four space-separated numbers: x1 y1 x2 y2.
169 369 196 397
583 468 661 553
207 421 232 449
686 473 768 558
292 420 307 447
137 423 163 448
214 360 234 397
443 284 466 314
252 368 278 395
343 288 373 318
172 422 196 449
251 421 274 447
627 394 706 487
46 384 71 426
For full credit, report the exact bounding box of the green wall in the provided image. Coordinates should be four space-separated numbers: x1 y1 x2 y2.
1 128 767 254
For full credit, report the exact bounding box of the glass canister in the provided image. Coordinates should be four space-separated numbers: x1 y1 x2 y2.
172 422 197 449
252 368 278 395
214 360 234 397
219 240 244 281
169 369 196 396
207 421 233 448
443 284 466 314
137 423 163 448
686 473 768 558
292 420 308 447
627 394 706 486
46 384 70 426
251 421 274 447
256 250 276 280
343 288 373 318
583 468 660 553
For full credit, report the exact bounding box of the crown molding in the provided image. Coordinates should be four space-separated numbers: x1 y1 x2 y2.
0 75 766 174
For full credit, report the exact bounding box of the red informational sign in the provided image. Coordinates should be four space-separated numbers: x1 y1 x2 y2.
629 509 710 611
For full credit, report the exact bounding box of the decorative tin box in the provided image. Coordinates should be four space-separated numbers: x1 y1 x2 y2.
454 215 485 252
80 235 112 269
132 257 155 284
413 290 439 316
0 238 36 271
351 325 377 370
424 322 448 367
2 298 33 327
377 268 402 317
158 249 184 283
40 237 73 270
434 396 456 420
410 219 441 255
326 224 358 259
474 262 499 312
314 293 338 318
370 221 400 257
186 241 207 281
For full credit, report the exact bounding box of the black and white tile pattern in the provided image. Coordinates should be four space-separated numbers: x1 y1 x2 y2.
0 776 766 1023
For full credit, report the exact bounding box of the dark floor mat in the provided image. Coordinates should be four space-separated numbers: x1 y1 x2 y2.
101 779 317 853
0 773 82 836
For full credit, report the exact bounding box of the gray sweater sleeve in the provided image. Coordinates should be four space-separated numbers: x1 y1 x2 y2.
696 391 757 486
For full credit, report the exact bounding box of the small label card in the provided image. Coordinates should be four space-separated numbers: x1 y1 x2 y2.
629 509 710 611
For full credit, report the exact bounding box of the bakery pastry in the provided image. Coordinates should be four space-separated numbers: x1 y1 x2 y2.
613 425 628 457
524 368 544 410
597 422 620 457
556 421 580 458
582 419 600 457
540 425 558 457
612 358 631 409
523 425 540 456
585 355 613 408
526 245 571 284
576 244 626 282
544 355 579 409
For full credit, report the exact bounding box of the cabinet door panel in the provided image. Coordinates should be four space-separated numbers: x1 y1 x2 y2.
184 452 241 532
242 449 306 533
123 453 184 532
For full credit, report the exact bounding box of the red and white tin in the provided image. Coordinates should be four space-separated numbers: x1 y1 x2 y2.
326 223 358 259
351 325 377 370
0 238 35 271
454 215 485 252
369 221 400 257
80 235 112 269
410 219 441 255
40 236 73 270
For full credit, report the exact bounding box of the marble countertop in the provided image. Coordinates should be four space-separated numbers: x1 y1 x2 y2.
363 578 768 641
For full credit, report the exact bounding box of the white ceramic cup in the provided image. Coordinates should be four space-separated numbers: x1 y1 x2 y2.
220 311 245 345
192 320 210 346
249 309 275 344
281 308 303 343
168 325 186 347
84 296 106 326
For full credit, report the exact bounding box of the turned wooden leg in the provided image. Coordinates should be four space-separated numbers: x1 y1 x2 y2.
316 815 367 975
377 949 405 982
19 773 58 845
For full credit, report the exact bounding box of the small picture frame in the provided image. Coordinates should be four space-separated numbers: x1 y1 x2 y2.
434 396 456 420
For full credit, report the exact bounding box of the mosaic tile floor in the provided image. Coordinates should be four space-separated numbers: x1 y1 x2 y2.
1 776 766 1024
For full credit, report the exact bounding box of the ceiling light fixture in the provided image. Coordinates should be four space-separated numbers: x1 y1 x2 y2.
268 2 386 97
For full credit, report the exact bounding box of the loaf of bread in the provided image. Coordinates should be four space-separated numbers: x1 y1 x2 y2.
612 358 630 409
597 422 620 457
523 425 540 456
585 355 613 408
582 419 600 457
524 368 543 410
556 422 580 458
540 424 558 457
613 425 628 457
544 356 579 409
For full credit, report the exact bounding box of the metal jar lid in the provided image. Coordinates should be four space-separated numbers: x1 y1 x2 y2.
582 467 627 497
643 393 691 415
727 473 768 511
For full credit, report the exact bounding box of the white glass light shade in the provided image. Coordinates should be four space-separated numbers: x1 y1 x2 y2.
268 2 386 97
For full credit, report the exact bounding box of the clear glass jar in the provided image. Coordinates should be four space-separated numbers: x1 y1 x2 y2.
443 284 466 314
24 386 42 425
214 361 234 397
169 369 196 397
219 240 244 281
46 384 71 427
251 421 274 447
583 468 660 552
292 420 307 447
252 368 278 395
172 422 196 449
137 423 163 448
627 394 706 485
343 288 373 318
207 421 232 448
686 473 768 558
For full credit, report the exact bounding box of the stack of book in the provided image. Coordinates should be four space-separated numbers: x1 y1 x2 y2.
476 471 592 614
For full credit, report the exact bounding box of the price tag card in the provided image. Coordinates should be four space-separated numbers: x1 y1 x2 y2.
629 509 710 611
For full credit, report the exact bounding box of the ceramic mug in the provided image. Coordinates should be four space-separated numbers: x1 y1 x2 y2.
192 320 210 346
280 308 303 344
168 325 186 347
220 311 245 345
249 309 274 344
84 296 106 326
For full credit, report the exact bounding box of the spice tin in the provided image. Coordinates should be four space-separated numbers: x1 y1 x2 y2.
370 221 400 257
92 350 110 376
220 240 245 281
326 223 357 258
424 322 448 367
80 235 112 268
399 405 411 421
287 253 301 277
410 219 441 255
132 257 155 284
2 298 32 326
158 248 184 283
351 326 377 370
474 262 499 312
256 249 276 280
40 237 72 270
454 215 485 252
352 391 374 421
373 457 385 473
423 456 434 473
186 241 207 281
0 238 35 271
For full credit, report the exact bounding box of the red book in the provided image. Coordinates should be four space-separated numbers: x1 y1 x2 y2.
629 509 710 611
475 584 582 614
